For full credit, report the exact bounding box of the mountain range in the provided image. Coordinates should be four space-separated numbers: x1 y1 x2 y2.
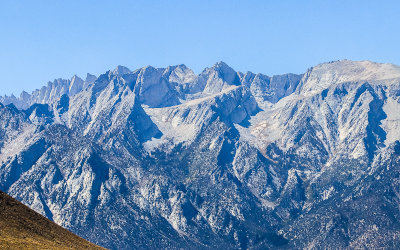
1 59 400 249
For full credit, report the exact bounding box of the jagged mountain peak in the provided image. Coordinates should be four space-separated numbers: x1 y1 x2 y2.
85 73 97 82
208 61 238 79
166 63 188 70
69 76 84 96
140 65 158 73
47 78 69 87
19 91 30 100
83 73 97 89
196 61 241 95
112 65 131 75
297 59 400 96
71 74 83 81
212 60 232 69
312 59 400 79
164 64 196 85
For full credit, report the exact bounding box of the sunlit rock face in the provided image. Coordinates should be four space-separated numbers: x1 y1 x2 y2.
1 60 400 249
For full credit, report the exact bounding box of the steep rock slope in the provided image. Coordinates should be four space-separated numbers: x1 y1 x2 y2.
0 74 97 109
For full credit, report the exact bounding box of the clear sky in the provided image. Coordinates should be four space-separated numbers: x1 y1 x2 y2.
1 0 400 96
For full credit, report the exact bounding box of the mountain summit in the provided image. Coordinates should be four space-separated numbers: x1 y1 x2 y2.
298 60 400 96
0 60 400 249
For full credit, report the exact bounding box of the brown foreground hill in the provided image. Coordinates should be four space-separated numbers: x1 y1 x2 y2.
0 190 105 249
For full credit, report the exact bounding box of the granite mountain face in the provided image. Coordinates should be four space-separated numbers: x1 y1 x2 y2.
1 60 400 249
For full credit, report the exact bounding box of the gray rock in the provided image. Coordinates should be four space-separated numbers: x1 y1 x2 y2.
1 60 400 249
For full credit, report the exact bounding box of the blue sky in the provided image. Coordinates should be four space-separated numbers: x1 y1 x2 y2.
1 0 400 95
